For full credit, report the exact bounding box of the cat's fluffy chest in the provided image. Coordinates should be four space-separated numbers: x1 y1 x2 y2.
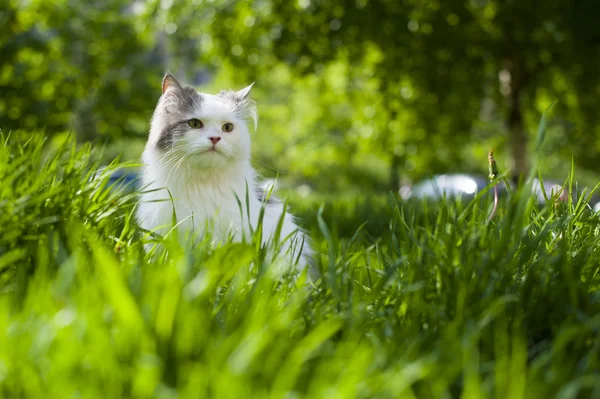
139 170 252 241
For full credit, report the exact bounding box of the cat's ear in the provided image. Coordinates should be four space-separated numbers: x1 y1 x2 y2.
162 73 182 94
235 83 254 100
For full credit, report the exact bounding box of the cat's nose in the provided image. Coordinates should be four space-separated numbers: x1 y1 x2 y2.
209 136 221 145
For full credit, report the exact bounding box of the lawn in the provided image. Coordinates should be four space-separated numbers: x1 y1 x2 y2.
1 133 599 398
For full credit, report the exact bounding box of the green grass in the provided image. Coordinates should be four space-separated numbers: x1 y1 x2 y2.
1 132 600 398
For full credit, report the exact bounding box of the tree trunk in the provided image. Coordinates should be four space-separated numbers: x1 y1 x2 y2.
379 79 404 194
508 84 527 178
389 152 402 193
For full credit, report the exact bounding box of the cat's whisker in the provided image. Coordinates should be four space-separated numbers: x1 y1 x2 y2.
154 147 187 176
160 150 187 181
155 158 177 176
223 151 281 174
185 152 195 171
165 159 183 182
249 157 284 175
167 153 190 181
176 154 191 177
154 158 176 176
154 148 180 167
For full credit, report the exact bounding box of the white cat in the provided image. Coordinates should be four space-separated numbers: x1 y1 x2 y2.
136 73 316 278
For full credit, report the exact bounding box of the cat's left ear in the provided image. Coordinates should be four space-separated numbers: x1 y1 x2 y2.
236 83 254 100
162 73 182 94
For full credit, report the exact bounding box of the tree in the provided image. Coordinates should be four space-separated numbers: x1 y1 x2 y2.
168 0 600 189
0 0 161 140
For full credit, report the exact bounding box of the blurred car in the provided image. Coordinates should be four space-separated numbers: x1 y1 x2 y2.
401 174 491 200
93 167 140 192
529 178 567 203
107 168 139 187
94 168 600 211
403 174 600 208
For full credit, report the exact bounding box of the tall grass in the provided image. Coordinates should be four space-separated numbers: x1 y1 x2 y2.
1 130 599 398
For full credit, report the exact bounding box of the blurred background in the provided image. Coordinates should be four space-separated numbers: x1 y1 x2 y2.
2 0 600 199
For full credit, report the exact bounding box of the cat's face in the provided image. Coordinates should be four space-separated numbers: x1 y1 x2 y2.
148 74 256 170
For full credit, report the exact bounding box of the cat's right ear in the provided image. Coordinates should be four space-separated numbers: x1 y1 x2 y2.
235 82 254 100
162 73 181 94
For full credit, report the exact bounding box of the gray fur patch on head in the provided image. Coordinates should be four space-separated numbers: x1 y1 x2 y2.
156 120 192 150
216 88 258 131
155 83 203 150
162 85 203 117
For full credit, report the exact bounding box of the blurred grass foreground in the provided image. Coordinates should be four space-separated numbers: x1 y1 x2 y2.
3 0 600 397
1 131 600 397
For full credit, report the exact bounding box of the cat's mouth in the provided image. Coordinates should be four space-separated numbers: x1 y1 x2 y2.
199 147 224 156
190 145 230 160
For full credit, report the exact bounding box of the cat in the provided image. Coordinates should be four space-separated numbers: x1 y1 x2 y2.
136 73 316 279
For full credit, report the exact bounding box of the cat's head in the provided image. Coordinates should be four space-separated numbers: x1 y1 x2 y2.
147 73 257 170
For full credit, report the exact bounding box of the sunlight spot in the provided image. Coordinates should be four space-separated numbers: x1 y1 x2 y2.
53 308 75 328
408 20 419 32
499 69 511 96
298 0 310 9
462 179 477 194
499 69 511 84
130 0 145 15
297 184 312 198
165 23 177 35
401 87 413 99
270 25 282 39
244 16 256 27
329 19 341 31
232 45 243 56
361 126 373 138
248 53 259 64
363 106 375 118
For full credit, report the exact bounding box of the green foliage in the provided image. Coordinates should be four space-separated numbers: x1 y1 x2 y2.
166 0 600 183
1 134 600 398
0 0 160 139
4 0 600 193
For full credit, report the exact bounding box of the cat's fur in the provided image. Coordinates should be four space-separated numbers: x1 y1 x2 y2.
136 73 315 278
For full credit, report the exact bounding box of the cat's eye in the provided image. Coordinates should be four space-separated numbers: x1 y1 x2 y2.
188 119 203 128
222 123 234 133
